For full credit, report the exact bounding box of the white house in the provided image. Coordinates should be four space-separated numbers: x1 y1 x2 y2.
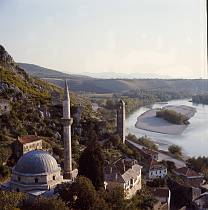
148 159 167 179
104 157 142 199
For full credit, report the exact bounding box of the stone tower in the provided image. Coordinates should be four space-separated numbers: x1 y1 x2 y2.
117 99 125 144
62 80 73 179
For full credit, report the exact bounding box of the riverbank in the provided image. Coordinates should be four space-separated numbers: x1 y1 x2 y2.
135 105 196 135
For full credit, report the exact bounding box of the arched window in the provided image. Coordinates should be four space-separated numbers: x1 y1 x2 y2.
35 178 38 183
53 175 56 180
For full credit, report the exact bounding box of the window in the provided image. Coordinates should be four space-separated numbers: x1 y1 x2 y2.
16 188 19 192
18 177 21 182
53 175 56 180
35 178 38 183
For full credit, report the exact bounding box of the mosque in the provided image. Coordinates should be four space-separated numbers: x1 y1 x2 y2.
1 81 77 196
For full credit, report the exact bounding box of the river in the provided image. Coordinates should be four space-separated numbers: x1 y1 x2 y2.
126 99 208 157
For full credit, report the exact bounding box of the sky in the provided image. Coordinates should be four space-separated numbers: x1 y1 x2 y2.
0 0 207 78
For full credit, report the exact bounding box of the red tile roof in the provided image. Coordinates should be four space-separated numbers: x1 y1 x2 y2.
17 135 41 144
148 158 166 171
175 167 202 177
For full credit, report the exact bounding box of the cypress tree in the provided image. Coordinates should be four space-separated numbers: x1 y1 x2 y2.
78 130 104 189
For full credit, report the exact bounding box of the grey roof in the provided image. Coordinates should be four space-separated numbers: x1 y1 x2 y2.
122 165 142 182
105 158 142 183
14 150 60 175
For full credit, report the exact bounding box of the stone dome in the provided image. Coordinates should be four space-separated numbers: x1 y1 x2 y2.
14 150 60 175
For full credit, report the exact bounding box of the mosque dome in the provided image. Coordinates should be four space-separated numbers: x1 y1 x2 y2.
14 150 60 175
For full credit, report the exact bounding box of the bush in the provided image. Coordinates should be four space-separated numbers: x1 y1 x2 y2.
138 136 158 150
168 144 182 156
156 109 189 125
0 165 10 181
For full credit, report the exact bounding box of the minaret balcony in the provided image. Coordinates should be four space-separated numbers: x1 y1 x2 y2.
61 118 73 126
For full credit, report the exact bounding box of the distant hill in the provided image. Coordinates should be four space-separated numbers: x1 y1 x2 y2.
18 63 92 80
18 62 208 95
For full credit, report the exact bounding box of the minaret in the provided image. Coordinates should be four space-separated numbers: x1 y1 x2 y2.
62 80 73 179
117 99 125 144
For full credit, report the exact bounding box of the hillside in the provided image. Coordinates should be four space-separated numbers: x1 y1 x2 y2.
18 63 91 80
0 46 61 103
19 62 208 94
0 45 93 138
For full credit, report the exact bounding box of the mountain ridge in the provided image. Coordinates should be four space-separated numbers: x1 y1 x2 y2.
18 62 208 94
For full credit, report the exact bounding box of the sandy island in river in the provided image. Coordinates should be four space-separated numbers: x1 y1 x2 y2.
135 105 196 135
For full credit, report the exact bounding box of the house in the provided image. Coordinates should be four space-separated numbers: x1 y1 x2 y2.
104 157 142 199
151 187 171 210
193 192 208 209
0 99 10 115
148 159 167 179
174 167 204 187
13 134 43 158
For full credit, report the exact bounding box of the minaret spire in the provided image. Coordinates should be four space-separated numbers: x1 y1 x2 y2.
62 79 73 179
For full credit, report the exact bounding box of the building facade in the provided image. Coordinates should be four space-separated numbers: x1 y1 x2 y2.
9 150 63 193
174 167 204 187
14 135 43 158
148 159 167 179
104 157 142 199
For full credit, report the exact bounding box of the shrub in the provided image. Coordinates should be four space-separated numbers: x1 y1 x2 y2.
168 144 182 156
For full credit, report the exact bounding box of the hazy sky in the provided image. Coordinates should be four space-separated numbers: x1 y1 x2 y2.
0 0 207 78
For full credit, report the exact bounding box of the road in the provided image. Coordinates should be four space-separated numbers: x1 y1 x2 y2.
126 140 186 169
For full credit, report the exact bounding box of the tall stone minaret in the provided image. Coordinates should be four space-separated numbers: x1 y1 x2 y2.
117 99 125 144
62 80 73 179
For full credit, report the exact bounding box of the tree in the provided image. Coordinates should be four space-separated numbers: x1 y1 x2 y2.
0 165 10 181
168 144 182 156
22 197 70 210
0 190 26 210
0 146 12 165
105 187 127 210
56 176 108 210
110 134 121 147
78 131 104 189
130 188 156 210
